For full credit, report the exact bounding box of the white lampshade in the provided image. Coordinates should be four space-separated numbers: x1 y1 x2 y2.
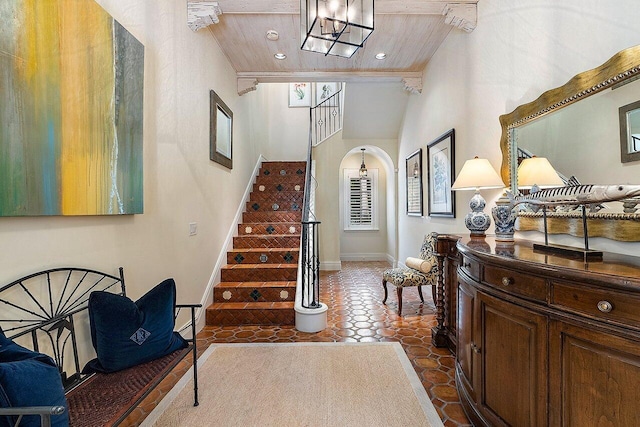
452 157 505 191
517 156 563 189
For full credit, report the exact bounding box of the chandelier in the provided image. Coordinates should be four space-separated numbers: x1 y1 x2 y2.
359 148 368 177
300 0 374 58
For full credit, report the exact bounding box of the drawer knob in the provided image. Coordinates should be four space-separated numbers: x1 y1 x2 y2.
501 277 513 286
471 343 481 354
463 262 471 269
597 300 613 313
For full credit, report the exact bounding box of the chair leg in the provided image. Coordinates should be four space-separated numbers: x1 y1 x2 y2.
382 279 388 304
431 284 436 303
418 286 424 303
396 287 403 315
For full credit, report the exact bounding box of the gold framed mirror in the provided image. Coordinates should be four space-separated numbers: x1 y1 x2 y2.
499 44 640 241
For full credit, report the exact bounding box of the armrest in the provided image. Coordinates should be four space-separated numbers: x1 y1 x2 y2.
0 406 65 427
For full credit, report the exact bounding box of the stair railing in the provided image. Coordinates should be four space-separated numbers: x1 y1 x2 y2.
311 85 343 146
300 114 322 309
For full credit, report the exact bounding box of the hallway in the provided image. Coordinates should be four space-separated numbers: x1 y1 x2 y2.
130 262 471 426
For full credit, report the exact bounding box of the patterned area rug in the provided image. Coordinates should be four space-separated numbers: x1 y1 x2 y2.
66 347 191 426
142 342 444 427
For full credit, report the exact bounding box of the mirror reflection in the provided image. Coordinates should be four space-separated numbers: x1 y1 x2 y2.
500 44 640 241
515 78 640 213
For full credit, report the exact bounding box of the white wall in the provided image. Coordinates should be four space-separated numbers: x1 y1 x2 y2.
0 0 270 327
314 134 397 269
262 83 309 161
397 0 640 260
339 153 388 261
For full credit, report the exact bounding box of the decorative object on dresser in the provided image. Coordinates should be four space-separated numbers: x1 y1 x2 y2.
426 129 456 217
451 157 504 236
454 236 640 427
490 192 517 242
511 183 640 259
406 148 423 216
499 44 640 242
382 232 439 316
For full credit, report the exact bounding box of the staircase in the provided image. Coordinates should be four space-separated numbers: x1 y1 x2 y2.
206 161 306 326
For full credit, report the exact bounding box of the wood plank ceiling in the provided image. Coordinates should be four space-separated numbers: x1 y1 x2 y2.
190 0 479 94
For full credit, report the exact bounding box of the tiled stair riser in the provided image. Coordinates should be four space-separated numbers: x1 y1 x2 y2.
226 250 299 264
238 223 301 236
233 235 301 249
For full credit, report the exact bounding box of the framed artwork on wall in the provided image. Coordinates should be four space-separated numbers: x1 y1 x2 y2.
210 90 233 169
427 129 456 217
0 1 144 216
406 149 423 216
315 82 339 106
288 83 312 107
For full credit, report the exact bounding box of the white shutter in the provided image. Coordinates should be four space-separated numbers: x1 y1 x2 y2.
343 169 378 230
349 177 373 226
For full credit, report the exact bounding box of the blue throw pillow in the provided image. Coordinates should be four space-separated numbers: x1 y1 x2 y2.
83 278 187 373
0 332 69 427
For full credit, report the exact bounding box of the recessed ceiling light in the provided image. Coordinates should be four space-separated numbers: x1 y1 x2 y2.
274 53 287 60
266 30 279 41
375 52 387 60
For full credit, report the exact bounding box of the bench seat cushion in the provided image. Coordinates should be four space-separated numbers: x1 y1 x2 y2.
84 278 187 373
0 330 69 427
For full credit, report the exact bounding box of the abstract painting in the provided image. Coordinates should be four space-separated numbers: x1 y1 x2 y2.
0 0 144 216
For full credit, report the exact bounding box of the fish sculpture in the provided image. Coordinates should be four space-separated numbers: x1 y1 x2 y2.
508 184 640 207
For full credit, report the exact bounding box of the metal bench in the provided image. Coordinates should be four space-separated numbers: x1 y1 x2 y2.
0 267 200 426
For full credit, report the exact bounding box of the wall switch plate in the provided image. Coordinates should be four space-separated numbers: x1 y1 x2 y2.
189 222 197 236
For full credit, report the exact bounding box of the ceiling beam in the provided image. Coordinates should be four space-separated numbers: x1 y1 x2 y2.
212 0 478 15
237 70 422 83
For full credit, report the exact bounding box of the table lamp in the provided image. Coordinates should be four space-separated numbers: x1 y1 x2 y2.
452 156 505 236
517 156 564 191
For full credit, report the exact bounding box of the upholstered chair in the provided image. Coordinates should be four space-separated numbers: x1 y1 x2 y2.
382 232 439 315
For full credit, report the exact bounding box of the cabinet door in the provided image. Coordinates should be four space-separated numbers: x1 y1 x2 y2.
549 320 640 427
477 291 548 427
456 277 477 401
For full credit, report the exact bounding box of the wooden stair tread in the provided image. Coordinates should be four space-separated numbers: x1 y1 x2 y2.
208 301 294 310
227 248 298 253
221 263 298 270
215 281 296 288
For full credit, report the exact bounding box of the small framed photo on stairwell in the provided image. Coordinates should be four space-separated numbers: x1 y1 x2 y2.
315 82 339 106
288 83 312 107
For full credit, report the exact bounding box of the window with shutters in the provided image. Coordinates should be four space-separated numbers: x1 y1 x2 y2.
343 168 378 231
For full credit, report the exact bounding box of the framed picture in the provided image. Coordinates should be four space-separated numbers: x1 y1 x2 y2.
210 90 233 169
619 100 640 163
406 149 423 216
288 82 311 107
427 129 455 217
315 82 339 106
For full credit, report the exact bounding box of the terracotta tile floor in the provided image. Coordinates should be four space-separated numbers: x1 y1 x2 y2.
124 261 471 426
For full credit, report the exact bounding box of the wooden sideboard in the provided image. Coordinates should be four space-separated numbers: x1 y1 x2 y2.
433 235 640 426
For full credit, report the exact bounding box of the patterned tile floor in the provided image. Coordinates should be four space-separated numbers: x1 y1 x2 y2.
125 261 471 426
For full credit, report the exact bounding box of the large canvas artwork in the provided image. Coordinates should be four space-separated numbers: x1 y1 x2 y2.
0 0 144 216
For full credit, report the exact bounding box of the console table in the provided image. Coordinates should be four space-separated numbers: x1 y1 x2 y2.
441 236 640 426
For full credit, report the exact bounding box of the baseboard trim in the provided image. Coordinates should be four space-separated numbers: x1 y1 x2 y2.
320 261 342 271
340 253 390 262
